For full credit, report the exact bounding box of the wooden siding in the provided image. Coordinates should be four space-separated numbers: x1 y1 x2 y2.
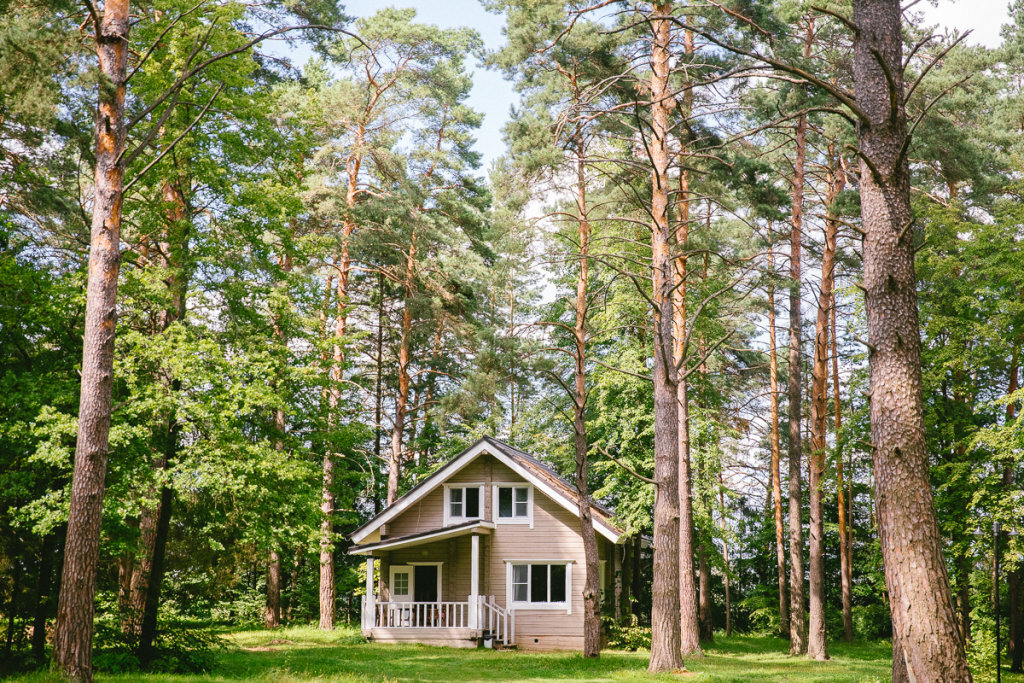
379 451 617 651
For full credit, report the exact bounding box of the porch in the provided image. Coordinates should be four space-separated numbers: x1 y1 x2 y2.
351 521 514 647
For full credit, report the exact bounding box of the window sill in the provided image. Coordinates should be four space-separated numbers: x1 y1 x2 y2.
510 602 571 613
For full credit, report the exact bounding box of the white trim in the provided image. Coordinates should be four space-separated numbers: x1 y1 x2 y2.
349 439 622 544
348 521 494 555
442 482 484 527
391 562 443 602
350 440 491 543
389 565 413 602
492 483 534 528
504 560 573 614
485 448 620 542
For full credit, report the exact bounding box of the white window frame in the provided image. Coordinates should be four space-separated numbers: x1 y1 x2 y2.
390 563 444 602
443 483 484 526
389 565 413 602
492 484 534 528
504 559 573 614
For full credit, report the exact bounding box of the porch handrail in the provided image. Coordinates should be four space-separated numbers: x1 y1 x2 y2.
479 595 514 646
371 600 471 629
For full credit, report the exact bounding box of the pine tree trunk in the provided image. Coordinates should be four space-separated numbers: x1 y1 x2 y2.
265 551 281 629
128 509 156 637
852 0 970 677
807 151 839 661
698 541 713 642
647 4 683 672
767 249 790 638
570 140 602 658
956 552 971 643
718 475 732 637
787 110 808 656
832 239 854 642
117 554 132 635
53 3 130 679
137 478 172 666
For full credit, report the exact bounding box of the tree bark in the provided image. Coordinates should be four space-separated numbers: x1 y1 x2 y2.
807 150 840 662
787 109 808 657
388 226 416 507
698 540 713 642
673 22 701 659
136 476 172 666
831 226 854 643
571 141 602 658
53 3 130 679
265 551 281 629
647 3 683 672
852 0 971 677
767 245 790 638
620 539 633 623
718 474 732 637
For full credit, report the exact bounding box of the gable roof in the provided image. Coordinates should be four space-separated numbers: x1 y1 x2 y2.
348 436 624 544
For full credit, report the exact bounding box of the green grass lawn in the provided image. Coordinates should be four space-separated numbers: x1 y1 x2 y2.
7 625 1023 682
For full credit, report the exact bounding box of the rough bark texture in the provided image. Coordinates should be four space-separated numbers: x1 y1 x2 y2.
852 0 970 678
673 24 701 659
620 540 633 623
265 551 281 629
787 110 808 657
647 4 683 672
697 541 713 642
136 478 172 666
570 144 602 658
767 249 790 638
807 151 840 661
52 3 130 679
674 161 701 659
718 475 732 637
832 249 854 643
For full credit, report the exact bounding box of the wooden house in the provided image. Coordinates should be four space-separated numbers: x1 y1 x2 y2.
348 436 626 651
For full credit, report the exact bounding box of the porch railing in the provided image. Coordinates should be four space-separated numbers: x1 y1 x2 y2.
479 595 514 646
366 600 472 629
360 596 515 646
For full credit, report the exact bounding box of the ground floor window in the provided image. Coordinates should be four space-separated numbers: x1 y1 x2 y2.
508 561 571 612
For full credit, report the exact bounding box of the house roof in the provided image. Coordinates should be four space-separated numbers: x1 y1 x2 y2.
348 436 625 545
348 520 495 555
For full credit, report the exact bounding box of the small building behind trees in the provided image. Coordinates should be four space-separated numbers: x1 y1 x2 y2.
348 437 633 651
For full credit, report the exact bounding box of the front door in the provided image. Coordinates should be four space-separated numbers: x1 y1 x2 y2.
389 565 413 603
414 564 438 602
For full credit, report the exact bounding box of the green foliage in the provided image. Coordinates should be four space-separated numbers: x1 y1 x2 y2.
602 615 652 651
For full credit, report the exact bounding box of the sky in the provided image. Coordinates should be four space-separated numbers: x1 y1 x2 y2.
345 0 1012 172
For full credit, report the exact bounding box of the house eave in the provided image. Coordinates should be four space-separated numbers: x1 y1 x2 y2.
348 520 495 555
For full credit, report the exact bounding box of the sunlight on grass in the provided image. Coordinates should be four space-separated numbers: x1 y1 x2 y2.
9 626 1024 682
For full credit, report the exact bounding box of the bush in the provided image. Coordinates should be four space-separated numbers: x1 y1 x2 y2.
852 603 891 641
92 618 224 675
602 615 651 650
966 622 998 683
736 588 781 636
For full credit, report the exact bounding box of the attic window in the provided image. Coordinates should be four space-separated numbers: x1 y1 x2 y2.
494 485 532 527
498 486 528 518
445 484 482 525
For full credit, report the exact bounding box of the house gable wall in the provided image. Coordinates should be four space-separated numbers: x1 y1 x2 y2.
381 451 613 650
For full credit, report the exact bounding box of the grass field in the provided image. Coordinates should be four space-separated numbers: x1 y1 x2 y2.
6 625 1022 682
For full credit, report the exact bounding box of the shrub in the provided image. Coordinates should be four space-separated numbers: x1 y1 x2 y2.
92 618 224 674
602 615 651 650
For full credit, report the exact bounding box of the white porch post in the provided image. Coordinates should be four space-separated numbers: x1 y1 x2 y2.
469 534 480 628
365 556 375 629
